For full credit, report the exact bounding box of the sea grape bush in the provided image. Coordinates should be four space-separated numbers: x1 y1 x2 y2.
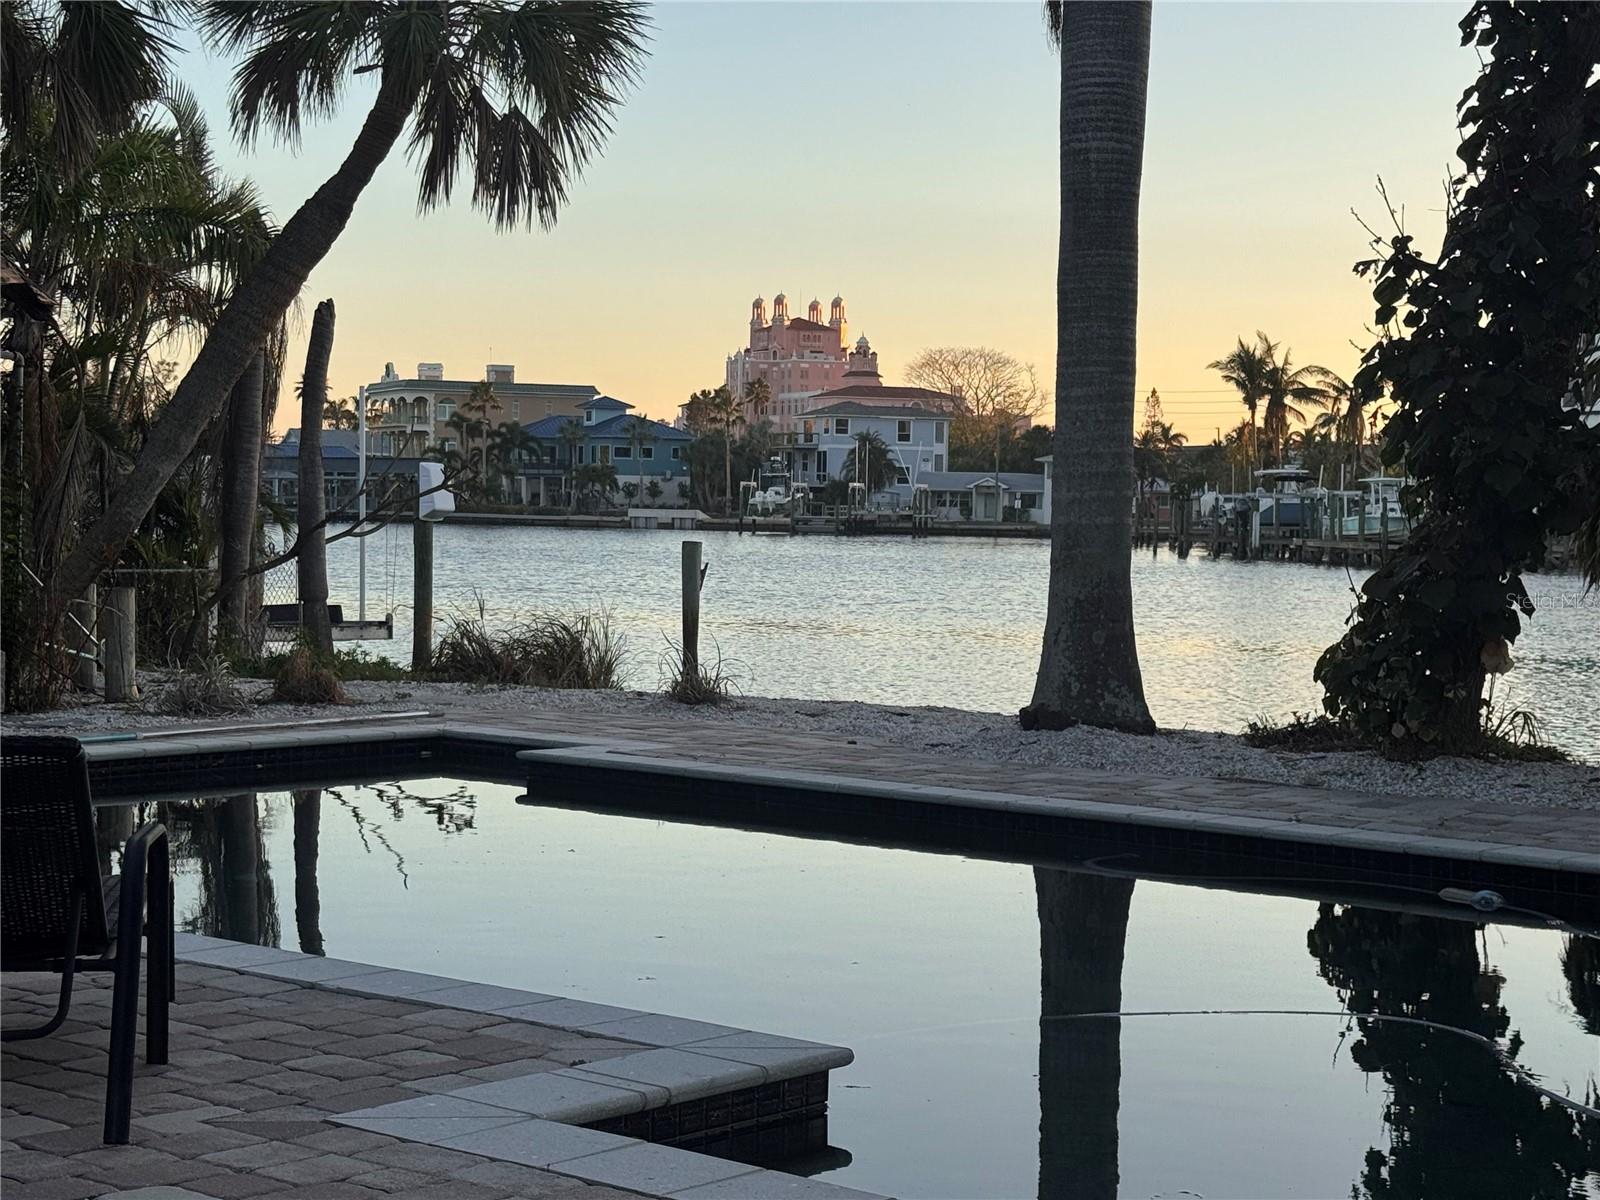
1316 1 1600 750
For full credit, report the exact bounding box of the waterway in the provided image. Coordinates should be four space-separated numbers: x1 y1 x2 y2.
317 526 1600 759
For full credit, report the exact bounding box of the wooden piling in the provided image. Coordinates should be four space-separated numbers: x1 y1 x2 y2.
682 539 702 679
104 585 137 702
412 518 434 673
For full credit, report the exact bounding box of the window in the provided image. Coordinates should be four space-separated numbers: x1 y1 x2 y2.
641 446 654 459
935 454 945 472
671 446 683 460
833 418 849 435
895 466 911 485
935 422 947 444
897 419 912 443
616 445 633 459
435 398 455 422
441 438 458 453
599 444 611 464
545 447 557 463
817 450 828 475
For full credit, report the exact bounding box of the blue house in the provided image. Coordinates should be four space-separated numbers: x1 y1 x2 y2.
519 395 693 507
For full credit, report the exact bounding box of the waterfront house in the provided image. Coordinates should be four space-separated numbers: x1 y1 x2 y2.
264 429 419 510
784 399 948 493
917 470 1048 522
519 395 693 508
364 361 599 458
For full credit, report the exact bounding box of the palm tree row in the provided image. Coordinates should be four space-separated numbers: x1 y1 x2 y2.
1206 332 1364 476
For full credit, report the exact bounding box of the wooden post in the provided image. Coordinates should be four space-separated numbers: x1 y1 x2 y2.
72 584 98 691
104 585 137 702
681 539 702 680
412 518 434 673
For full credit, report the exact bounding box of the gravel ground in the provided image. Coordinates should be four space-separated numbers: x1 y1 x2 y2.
6 672 1597 810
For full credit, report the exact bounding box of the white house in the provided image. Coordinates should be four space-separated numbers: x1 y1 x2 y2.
782 401 951 497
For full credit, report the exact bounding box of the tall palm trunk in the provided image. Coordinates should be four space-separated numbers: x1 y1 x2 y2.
723 424 733 515
297 301 336 655
1036 868 1134 1200
218 352 265 644
1023 2 1155 734
51 72 421 614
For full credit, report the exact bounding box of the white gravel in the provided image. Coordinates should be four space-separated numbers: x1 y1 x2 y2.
5 673 1596 811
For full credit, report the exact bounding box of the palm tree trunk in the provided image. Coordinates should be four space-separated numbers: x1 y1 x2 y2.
1023 1 1156 734
723 425 733 515
1036 868 1134 1200
297 301 336 655
51 71 421 613
218 352 265 644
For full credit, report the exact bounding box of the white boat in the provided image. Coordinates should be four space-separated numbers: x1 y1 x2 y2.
1339 475 1411 537
747 460 806 516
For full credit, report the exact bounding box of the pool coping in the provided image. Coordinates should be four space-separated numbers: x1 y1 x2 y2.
75 714 1600 881
174 933 881 1200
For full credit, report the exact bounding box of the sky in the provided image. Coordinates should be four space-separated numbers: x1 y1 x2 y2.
176 2 1477 442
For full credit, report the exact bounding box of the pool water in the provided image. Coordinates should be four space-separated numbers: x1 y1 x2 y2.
110 778 1600 1199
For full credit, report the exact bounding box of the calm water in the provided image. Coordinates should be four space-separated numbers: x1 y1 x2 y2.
110 780 1600 1200
322 526 1600 759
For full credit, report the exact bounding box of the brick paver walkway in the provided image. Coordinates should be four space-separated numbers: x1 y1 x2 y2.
1 963 643 1200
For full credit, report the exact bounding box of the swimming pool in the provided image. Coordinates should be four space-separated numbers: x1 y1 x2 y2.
106 776 1600 1199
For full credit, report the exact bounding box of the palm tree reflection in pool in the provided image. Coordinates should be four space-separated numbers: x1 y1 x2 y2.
1036 868 1134 1200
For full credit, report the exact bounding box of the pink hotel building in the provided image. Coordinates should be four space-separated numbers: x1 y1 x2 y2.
723 293 954 434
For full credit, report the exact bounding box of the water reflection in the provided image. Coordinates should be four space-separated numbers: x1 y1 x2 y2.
165 794 281 946
1308 905 1600 1199
1035 869 1133 1200
292 790 323 956
137 788 1598 1198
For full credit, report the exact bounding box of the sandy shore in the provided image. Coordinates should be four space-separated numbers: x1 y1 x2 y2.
6 673 1597 811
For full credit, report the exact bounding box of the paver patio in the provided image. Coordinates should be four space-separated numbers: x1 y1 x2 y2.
1 962 649 1200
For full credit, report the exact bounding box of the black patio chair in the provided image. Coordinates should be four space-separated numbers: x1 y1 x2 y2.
0 734 173 1144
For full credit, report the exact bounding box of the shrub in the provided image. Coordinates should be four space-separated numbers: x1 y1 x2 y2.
235 645 408 682
273 645 348 705
431 612 628 690
157 656 254 716
660 637 742 706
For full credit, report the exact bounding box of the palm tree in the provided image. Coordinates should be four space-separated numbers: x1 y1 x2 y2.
700 386 743 513
1258 337 1330 467
1023 2 1155 735
218 351 265 643
742 377 771 424
461 380 497 481
558 417 585 513
1 1 174 177
51 1 651 615
1207 334 1271 478
1133 420 1185 516
1308 367 1372 484
487 420 537 504
322 395 358 430
842 430 901 494
296 300 336 655
624 415 657 500
4 77 277 703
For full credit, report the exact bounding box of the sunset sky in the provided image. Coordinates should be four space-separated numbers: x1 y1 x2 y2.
182 2 1476 443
